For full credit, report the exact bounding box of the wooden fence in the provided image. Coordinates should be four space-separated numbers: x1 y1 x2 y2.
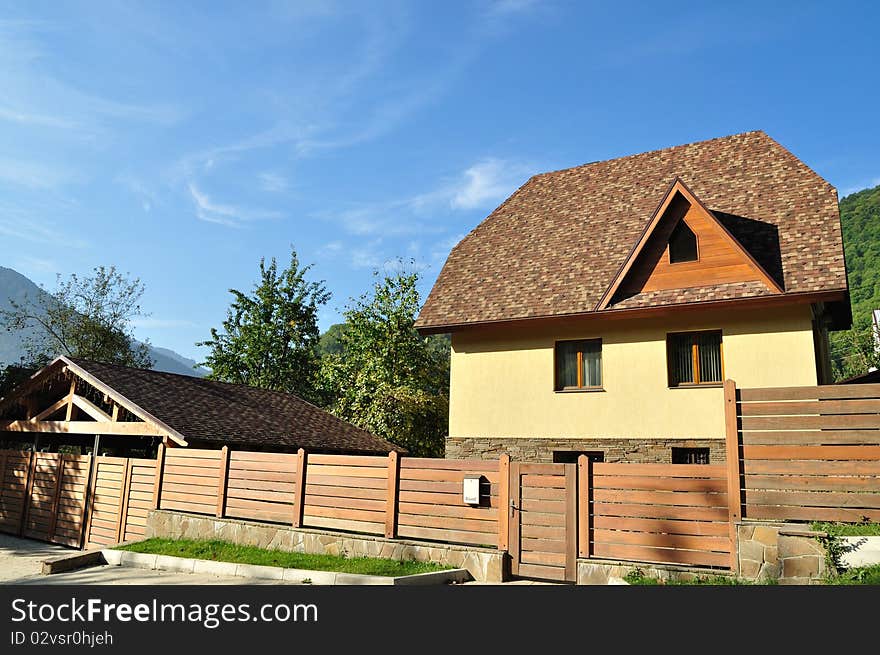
156 446 504 549
583 461 733 568
730 380 880 524
4 379 880 579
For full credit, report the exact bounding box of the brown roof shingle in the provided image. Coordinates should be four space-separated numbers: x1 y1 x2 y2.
68 358 398 454
416 131 847 329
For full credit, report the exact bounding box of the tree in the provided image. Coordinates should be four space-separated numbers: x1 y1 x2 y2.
0 266 153 369
830 324 880 381
198 248 329 403
320 267 449 456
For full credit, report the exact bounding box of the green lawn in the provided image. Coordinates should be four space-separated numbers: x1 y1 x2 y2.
623 569 761 585
116 538 451 577
811 521 880 537
826 564 880 585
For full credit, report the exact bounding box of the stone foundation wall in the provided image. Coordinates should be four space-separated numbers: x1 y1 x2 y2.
737 523 827 584
578 559 732 585
146 510 506 582
446 437 727 463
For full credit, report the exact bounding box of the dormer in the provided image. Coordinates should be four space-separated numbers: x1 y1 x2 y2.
597 178 782 309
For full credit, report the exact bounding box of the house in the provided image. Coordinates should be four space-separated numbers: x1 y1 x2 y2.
416 131 851 464
0 356 397 457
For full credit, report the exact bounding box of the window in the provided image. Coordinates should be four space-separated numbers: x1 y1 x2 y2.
672 447 710 465
669 219 698 263
667 330 723 386
555 339 602 390
553 450 605 464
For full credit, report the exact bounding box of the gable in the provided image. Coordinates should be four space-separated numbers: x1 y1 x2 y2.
599 179 782 309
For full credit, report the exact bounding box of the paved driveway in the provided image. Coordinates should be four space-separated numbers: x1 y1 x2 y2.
0 534 293 585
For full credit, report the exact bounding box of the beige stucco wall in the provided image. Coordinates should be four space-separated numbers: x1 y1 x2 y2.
450 304 818 440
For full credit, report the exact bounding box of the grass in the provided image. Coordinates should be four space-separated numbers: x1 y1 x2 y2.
116 538 452 577
811 521 880 537
623 568 770 586
825 564 880 585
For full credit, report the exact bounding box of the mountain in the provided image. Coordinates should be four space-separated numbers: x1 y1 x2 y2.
0 266 206 377
839 184 880 328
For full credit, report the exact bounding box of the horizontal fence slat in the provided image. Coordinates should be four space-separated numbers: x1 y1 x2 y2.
397 513 496 534
739 384 880 401
592 543 729 568
593 463 726 478
741 445 880 460
744 490 880 509
743 474 880 492
745 505 880 522
741 415 880 430
593 502 728 522
741 430 880 445
743 460 880 476
592 515 729 537
517 562 567 581
592 489 727 508
399 458 499 472
592 529 730 553
396 525 496 546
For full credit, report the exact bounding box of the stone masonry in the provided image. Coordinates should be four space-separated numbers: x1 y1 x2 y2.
146 510 506 583
737 523 827 584
446 437 727 463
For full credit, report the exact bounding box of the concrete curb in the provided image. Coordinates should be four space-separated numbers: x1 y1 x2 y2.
41 549 106 575
101 549 470 585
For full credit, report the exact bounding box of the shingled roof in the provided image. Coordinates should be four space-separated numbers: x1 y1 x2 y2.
64 358 398 454
416 131 848 330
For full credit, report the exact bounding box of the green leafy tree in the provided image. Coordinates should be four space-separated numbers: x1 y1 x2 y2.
830 324 880 381
320 267 449 456
0 266 153 369
198 248 329 403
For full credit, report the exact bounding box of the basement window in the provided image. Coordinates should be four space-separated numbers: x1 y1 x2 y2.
672 447 710 465
669 220 698 263
552 451 605 464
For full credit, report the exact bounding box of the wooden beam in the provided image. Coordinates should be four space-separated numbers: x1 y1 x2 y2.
70 394 114 422
565 463 578 582
0 420 167 436
19 451 36 537
31 397 70 422
65 379 76 421
111 404 119 422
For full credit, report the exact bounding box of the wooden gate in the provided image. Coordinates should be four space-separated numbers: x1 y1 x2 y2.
508 462 577 582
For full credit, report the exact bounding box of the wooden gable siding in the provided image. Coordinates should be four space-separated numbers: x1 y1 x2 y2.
619 190 770 297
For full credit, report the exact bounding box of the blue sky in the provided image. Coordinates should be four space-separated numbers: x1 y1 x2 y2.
1 1 878 362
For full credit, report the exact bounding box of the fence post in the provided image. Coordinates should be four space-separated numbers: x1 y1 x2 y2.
116 458 133 544
723 379 741 572
292 448 307 528
216 446 229 518
385 451 400 539
498 454 510 550
577 454 591 558
152 442 165 510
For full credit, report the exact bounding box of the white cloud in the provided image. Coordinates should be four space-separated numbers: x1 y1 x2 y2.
258 172 289 192
451 158 529 210
349 239 384 269
187 183 284 226
0 157 76 190
0 106 79 129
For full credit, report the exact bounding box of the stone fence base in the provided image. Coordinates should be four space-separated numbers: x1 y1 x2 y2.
737 523 828 584
146 510 506 582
